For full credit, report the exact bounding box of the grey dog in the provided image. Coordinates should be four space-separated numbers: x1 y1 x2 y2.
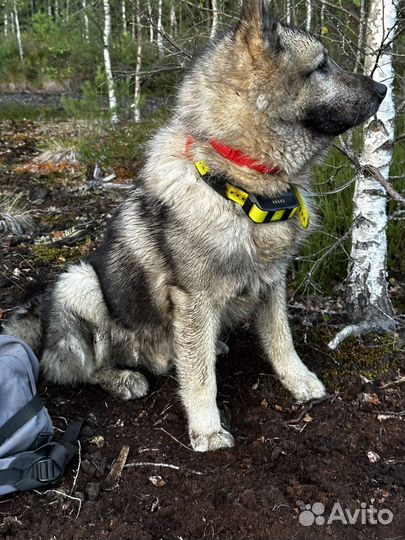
3 0 386 451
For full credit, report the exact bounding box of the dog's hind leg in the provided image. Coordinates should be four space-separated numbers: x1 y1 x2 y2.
172 288 234 452
256 275 326 402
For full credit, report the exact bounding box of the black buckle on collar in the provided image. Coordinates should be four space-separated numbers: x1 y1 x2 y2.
242 191 299 224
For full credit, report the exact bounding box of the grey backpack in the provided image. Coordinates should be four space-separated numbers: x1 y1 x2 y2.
0 335 83 496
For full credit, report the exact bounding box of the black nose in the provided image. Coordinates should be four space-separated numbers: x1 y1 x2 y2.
374 81 387 100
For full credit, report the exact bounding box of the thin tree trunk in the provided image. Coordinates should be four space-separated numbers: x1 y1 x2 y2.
103 0 119 124
157 0 164 56
354 0 366 74
122 0 127 35
134 0 142 123
286 0 291 25
13 0 23 62
4 12 8 37
147 0 153 42
82 0 89 42
306 0 312 33
210 0 218 39
346 0 398 327
170 1 177 38
320 0 325 34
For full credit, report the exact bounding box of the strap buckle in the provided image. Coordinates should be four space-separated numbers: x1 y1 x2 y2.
34 458 58 483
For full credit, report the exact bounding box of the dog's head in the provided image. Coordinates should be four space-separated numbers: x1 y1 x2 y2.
235 0 386 136
178 0 386 155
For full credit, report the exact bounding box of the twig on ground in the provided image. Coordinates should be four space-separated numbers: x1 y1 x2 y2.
380 376 405 389
287 393 339 425
125 461 203 476
34 489 82 520
158 427 193 452
104 445 130 489
70 440 81 495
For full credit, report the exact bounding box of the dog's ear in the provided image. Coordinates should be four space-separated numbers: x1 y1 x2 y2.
237 0 279 58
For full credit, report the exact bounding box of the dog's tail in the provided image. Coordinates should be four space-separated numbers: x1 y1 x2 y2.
2 297 43 354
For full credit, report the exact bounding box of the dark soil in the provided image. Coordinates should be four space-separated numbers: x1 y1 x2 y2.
1 120 404 540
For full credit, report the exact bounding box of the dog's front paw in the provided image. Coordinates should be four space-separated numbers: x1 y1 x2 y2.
281 367 326 402
190 428 235 452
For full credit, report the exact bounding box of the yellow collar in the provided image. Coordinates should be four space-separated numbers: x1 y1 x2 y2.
194 160 309 228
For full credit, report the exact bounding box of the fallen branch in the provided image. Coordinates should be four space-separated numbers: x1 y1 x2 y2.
125 461 203 476
328 318 394 350
287 393 339 425
104 445 130 489
380 376 405 389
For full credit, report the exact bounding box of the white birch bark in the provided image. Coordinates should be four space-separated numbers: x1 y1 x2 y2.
170 1 177 38
286 0 291 25
157 0 164 57
134 0 142 123
122 0 127 35
82 0 89 42
13 0 23 62
305 0 312 33
354 0 366 74
103 0 119 124
346 0 397 325
4 11 8 37
210 0 218 39
147 0 153 42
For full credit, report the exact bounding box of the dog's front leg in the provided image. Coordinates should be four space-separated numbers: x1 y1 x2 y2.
256 277 326 401
172 289 234 452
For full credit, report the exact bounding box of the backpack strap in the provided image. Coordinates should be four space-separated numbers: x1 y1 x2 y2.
0 419 85 492
0 395 44 447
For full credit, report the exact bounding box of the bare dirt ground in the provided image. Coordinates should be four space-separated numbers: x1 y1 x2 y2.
1 120 404 540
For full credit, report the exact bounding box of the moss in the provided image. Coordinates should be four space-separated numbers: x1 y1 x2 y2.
316 330 400 390
32 237 92 264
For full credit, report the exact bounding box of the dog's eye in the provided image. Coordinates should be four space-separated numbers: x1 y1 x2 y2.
316 58 329 74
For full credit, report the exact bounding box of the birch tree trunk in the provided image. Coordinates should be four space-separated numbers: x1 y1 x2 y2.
170 1 177 38
82 0 89 42
329 0 398 349
305 0 312 33
354 0 366 74
13 0 23 62
286 0 291 25
157 0 164 57
103 0 119 124
4 11 8 37
134 0 142 123
210 0 218 39
122 0 127 35
147 0 153 42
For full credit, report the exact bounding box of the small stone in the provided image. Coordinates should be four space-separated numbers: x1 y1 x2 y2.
149 475 166 487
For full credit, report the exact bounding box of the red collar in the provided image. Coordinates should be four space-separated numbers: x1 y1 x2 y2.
185 137 280 175
210 139 280 175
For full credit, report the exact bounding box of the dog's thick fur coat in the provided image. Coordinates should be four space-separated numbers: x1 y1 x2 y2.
3 1 386 451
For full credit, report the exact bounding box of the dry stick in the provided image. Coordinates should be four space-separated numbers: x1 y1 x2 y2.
158 426 193 452
381 376 405 389
104 445 130 489
287 393 339 425
363 164 405 207
125 461 203 476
